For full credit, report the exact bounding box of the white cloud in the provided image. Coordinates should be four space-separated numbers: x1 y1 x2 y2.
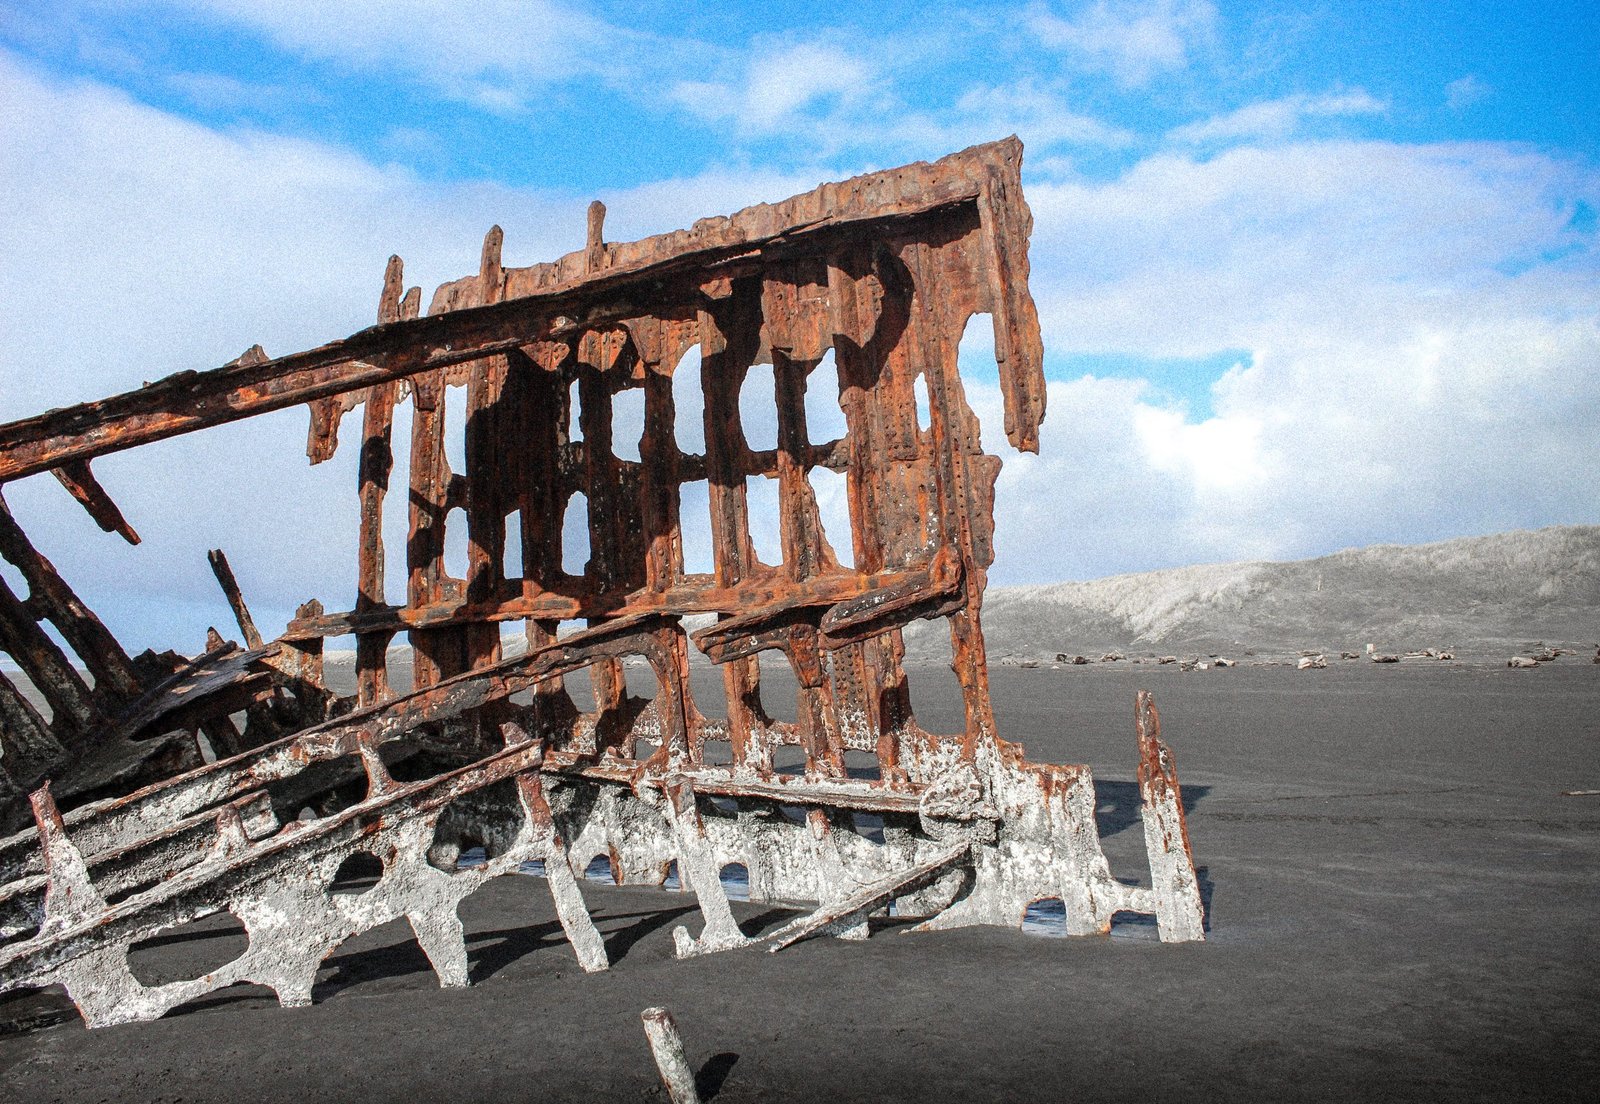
168 0 642 110
1168 90 1386 145
672 43 1134 161
1446 74 1491 111
943 80 1135 149
1026 140 1596 354
1026 0 1217 88
669 40 879 142
968 138 1600 582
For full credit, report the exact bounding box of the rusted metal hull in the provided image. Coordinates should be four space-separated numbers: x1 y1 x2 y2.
0 138 1204 1028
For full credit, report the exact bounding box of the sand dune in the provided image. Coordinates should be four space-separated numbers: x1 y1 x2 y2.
299 526 1600 678
906 525 1600 660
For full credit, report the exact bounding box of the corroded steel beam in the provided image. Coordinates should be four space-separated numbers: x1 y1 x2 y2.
0 140 1042 484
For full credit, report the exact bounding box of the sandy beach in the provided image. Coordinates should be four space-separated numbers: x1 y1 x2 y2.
2 660 1595 1102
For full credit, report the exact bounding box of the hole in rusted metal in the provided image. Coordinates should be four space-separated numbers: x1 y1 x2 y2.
380 398 415 602
678 479 715 576
754 657 801 726
844 749 880 780
744 475 783 566
567 377 584 442
698 737 733 765
671 346 705 454
719 862 750 900
686 660 728 720
804 348 848 443
443 383 467 476
127 910 249 986
739 363 778 452
1022 897 1066 936
502 509 523 580
1109 910 1161 941
958 311 996 374
905 628 968 736
0 559 28 600
443 506 469 580
913 373 932 433
808 465 854 568
851 811 886 843
772 745 806 776
562 663 597 713
611 385 645 462
331 851 385 896
561 492 589 576
583 854 617 884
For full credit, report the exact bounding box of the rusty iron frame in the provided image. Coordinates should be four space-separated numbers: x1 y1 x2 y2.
0 138 1204 1029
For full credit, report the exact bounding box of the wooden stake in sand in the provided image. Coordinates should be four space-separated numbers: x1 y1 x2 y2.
641 1007 702 1104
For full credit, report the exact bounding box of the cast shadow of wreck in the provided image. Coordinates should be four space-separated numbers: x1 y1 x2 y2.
1093 780 1211 838
116 895 797 1019
1093 780 1215 934
697 1051 740 1099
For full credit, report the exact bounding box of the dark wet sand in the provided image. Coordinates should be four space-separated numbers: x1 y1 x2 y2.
2 661 1596 1102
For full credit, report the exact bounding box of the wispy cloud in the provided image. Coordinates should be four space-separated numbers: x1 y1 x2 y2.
147 0 677 111
1025 0 1218 88
950 79 1136 147
1168 90 1386 145
976 137 1600 578
1446 74 1491 111
669 40 879 140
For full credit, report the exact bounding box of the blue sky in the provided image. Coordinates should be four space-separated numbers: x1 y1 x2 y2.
0 1 1597 651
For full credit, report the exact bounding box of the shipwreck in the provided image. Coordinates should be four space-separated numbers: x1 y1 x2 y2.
0 138 1204 1028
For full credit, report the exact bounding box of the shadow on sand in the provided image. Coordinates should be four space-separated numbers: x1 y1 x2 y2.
1093 779 1211 837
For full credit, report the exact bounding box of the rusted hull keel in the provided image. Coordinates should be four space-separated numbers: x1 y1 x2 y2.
0 138 1203 1028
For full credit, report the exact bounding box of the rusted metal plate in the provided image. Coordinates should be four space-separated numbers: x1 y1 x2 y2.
0 137 1204 1029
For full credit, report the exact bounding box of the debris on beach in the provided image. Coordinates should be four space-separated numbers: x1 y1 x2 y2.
1297 655 1327 670
641 1007 703 1104
0 139 1205 1029
1508 656 1541 668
